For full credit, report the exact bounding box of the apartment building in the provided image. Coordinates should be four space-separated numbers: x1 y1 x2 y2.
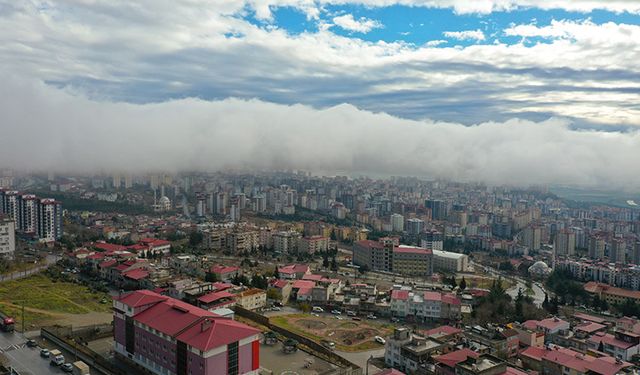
113 290 260 375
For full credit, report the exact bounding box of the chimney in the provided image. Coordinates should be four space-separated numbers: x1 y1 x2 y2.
201 318 212 332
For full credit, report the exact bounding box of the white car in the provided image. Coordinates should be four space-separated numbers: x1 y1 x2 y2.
312 306 324 313
331 310 342 315
374 336 386 344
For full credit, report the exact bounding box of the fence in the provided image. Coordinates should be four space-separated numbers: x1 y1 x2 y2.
41 326 126 375
234 306 363 375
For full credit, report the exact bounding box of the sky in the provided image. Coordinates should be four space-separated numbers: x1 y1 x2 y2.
1 1 640 187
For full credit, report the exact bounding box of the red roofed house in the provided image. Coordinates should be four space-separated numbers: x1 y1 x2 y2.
139 237 171 256
521 344 633 375
114 290 260 375
278 264 311 280
209 265 240 282
197 290 236 311
434 348 479 375
587 331 640 361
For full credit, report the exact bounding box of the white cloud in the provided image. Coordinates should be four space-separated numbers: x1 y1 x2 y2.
245 0 640 19
3 77 640 189
425 39 448 47
332 14 383 33
1 2 640 128
443 29 486 41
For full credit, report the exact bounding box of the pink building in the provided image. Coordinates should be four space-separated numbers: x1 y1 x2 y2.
113 290 260 375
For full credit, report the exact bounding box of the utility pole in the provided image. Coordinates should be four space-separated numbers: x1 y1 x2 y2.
21 302 25 333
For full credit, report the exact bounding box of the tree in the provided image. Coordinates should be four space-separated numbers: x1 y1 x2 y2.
266 288 280 301
205 272 219 283
459 277 467 290
189 231 204 247
598 340 604 352
449 276 458 288
300 302 312 313
331 256 338 272
322 252 329 268
273 265 280 279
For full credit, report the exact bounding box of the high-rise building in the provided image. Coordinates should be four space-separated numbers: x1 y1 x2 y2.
18 194 38 235
406 218 425 236
195 193 207 217
521 225 542 252
0 217 15 259
420 230 444 251
555 229 576 257
37 198 62 243
611 238 627 263
215 192 228 215
112 174 121 189
0 190 19 225
588 235 606 260
425 199 447 221
391 214 404 232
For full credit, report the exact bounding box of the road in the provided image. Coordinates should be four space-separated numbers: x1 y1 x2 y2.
0 254 58 282
473 261 547 307
0 331 62 375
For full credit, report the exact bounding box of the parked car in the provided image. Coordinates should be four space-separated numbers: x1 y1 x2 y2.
272 307 281 311
50 354 65 366
390 317 400 323
346 311 356 317
61 363 74 373
374 336 386 344
335 316 343 320
39 348 50 358
331 310 342 315
312 313 320 317
352 317 361 321
312 306 324 313
367 314 377 320
26 339 37 348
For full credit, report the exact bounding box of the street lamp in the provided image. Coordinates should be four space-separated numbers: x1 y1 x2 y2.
366 354 374 375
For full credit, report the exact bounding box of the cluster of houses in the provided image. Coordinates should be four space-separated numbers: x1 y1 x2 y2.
384 312 640 375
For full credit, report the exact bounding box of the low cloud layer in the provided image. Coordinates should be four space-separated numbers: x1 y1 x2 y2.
2 79 640 189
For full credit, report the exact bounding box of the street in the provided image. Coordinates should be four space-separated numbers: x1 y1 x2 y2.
0 331 63 375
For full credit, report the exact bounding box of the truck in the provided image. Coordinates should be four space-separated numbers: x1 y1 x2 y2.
0 312 15 332
72 360 90 375
49 349 65 366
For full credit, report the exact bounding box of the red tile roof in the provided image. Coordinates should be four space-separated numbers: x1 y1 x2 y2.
116 289 168 308
279 264 310 275
434 348 478 368
521 345 631 375
356 240 384 249
93 242 127 252
391 289 409 301
118 290 258 352
588 332 639 349
197 291 236 304
423 291 442 301
210 265 240 274
123 269 149 281
393 245 433 255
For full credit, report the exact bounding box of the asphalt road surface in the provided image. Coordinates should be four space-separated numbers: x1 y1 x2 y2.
0 331 64 375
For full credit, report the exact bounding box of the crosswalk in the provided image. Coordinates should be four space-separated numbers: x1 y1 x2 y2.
0 344 26 353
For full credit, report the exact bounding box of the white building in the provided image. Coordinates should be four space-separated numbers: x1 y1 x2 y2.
37 198 62 243
432 250 469 272
0 217 15 259
391 214 405 232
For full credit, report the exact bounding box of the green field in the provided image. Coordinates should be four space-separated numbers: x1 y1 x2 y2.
0 274 111 315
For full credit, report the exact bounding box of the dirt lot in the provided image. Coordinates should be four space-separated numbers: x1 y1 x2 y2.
271 314 393 352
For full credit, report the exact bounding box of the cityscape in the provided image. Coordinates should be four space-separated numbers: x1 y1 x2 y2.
2 1 640 375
